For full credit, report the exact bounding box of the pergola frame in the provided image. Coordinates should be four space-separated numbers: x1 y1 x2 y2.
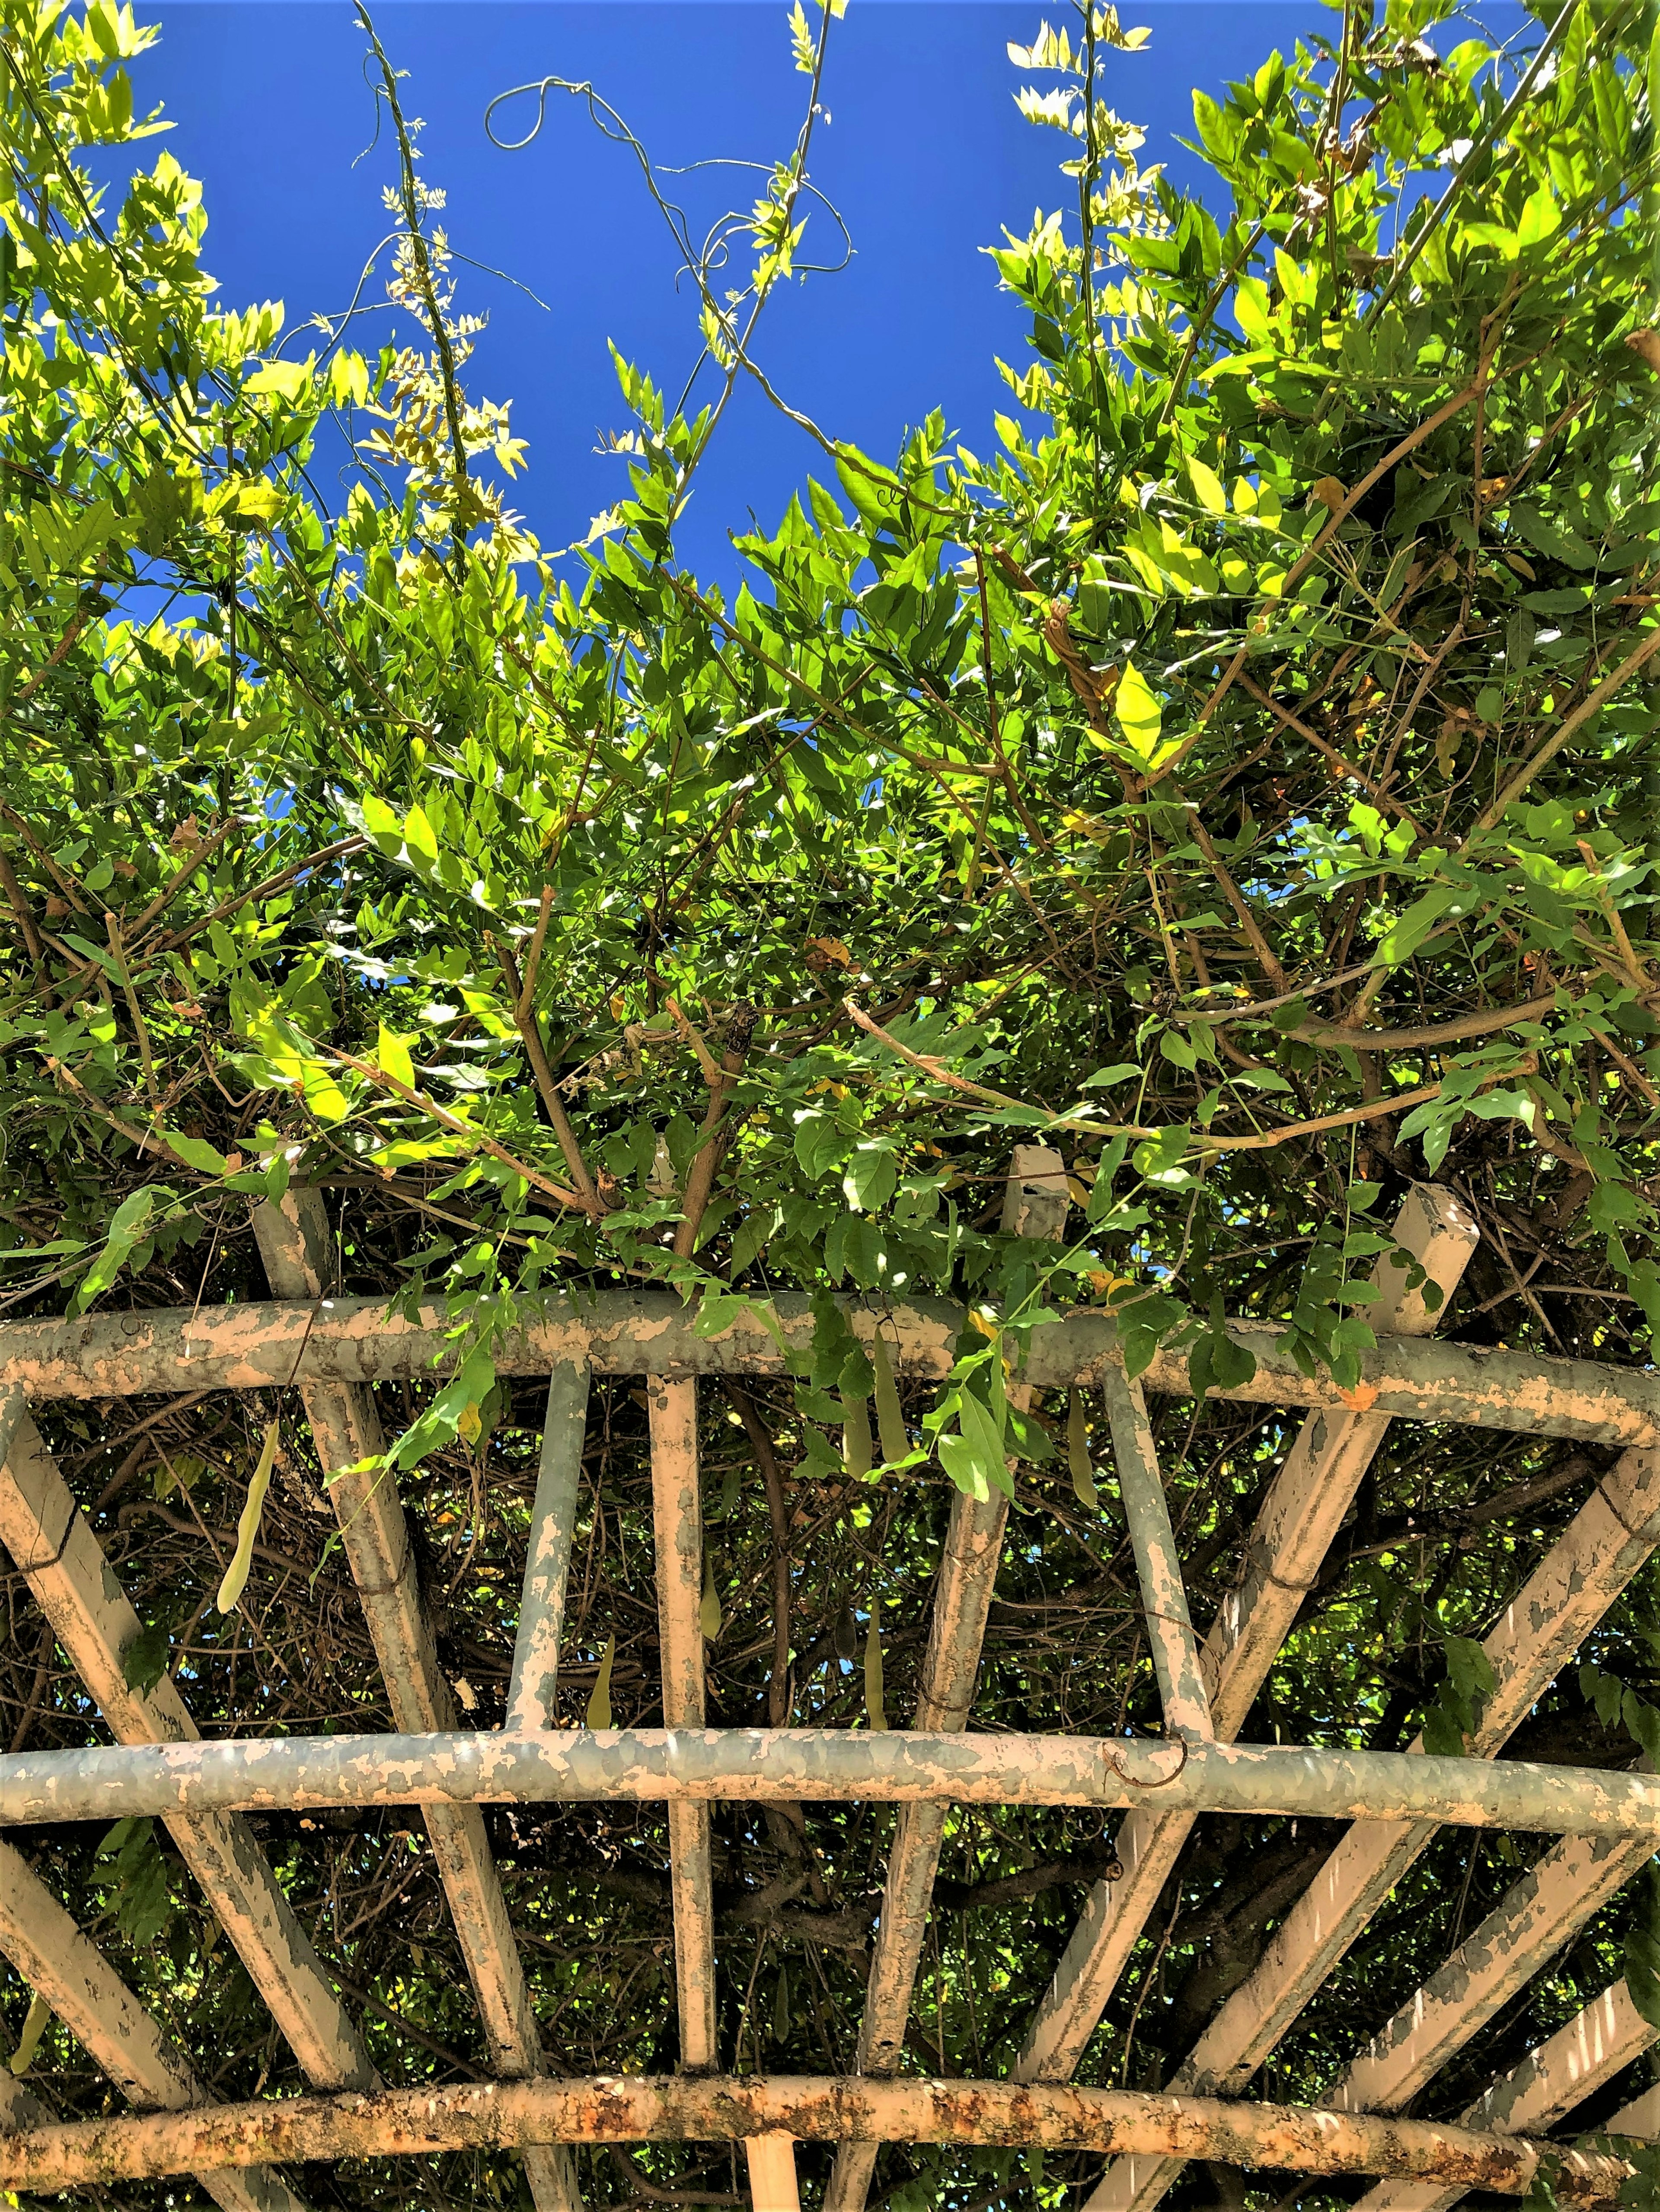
0 1170 1651 2212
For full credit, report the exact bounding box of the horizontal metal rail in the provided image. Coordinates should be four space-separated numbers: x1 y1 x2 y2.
0 1728 1657 1838
0 2071 1634 2203
2 1292 1656 1446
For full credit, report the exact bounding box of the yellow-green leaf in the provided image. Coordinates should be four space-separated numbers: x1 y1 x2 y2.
1114 660 1163 762
377 1025 415 1091
1188 458 1226 514
402 803 439 870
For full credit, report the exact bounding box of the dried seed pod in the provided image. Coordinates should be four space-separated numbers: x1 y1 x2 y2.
833 1605 858 1661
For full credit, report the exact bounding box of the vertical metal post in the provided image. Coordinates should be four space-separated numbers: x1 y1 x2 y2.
649 1376 718 2071
744 2135 802 2212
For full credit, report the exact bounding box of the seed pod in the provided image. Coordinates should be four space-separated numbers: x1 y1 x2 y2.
216 1418 279 1616
699 1563 723 1641
773 1958 791 2045
842 1396 873 1478
1067 1392 1099 1512
585 1636 616 1731
872 1331 907 1464
865 1611 887 1732
9 1992 48 2078
833 1604 858 1662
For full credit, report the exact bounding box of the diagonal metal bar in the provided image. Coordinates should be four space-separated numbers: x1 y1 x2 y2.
824 1148 1071 2212
0 1389 374 2094
1335 1820 1654 2117
1085 1421 1660 2212
0 1833 306 2212
508 1364 590 1732
254 1191 580 2212
1017 1187 1478 2084
648 1375 718 2072
1343 1977 1657 2212
1104 1367 1212 1745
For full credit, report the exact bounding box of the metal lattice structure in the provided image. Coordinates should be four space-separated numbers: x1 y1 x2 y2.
0 1166 1653 2209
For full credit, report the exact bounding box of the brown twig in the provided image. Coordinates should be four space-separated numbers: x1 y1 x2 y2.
491 937 603 1216
1476 620 1660 831
671 1005 756 1260
1183 810 1286 990
1235 671 1427 836
0 848 43 962
105 910 159 1108
323 1043 587 1213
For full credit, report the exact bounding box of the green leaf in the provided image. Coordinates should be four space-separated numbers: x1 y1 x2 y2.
163 1131 229 1176
121 1620 170 1695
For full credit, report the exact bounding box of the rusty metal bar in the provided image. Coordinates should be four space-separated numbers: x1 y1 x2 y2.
1346 1977 1657 2212
824 1147 1070 2212
507 1364 590 1731
1085 1422 1660 2212
1016 1188 1480 2085
648 1376 718 2072
0 1393 374 2093
1104 1367 1212 1744
5 1291 1657 1449
1 1726 1658 1835
0 1835 307 2212
744 2134 802 2212
0 2070 1634 2204
253 1194 581 2212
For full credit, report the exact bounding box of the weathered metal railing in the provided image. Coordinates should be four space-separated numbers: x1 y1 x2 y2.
0 1169 1650 2212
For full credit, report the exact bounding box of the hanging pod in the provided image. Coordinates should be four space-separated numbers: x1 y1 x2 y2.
699 1562 723 1641
873 1331 908 1464
1067 1391 1099 1512
585 1636 616 1731
9 1991 48 2078
872 1330 908 1464
842 1394 873 1478
864 1610 888 1731
216 1417 280 1616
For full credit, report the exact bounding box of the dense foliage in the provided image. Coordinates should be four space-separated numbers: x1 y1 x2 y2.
2 0 1660 2202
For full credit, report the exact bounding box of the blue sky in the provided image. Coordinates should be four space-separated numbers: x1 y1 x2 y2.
130 2 1323 582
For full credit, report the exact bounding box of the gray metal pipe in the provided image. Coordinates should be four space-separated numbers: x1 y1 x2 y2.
0 1729 1655 1841
0 1291 1654 1445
